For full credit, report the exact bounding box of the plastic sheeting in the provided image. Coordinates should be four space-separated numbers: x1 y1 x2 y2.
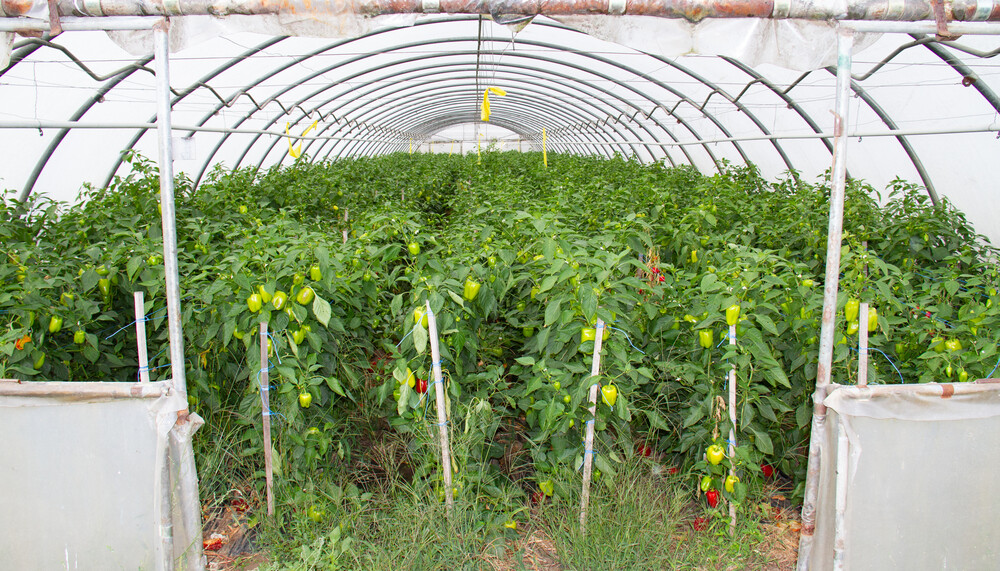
105 15 877 72
552 17 879 71
807 383 1000 570
0 5 876 73
0 380 204 570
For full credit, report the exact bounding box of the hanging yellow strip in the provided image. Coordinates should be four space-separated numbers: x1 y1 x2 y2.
286 120 318 158
480 87 507 122
409 138 413 154
542 127 547 168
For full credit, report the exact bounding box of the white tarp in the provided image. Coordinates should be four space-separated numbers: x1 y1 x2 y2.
808 383 1000 570
0 380 204 570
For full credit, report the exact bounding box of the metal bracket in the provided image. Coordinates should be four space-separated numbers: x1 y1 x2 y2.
931 0 961 40
46 0 62 36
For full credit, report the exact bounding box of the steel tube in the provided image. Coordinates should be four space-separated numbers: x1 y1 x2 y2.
0 15 157 30
830 381 1000 396
5 119 996 143
797 26 854 571
843 21 1000 33
0 119 407 141
153 21 189 416
28 0 1000 22
0 379 169 398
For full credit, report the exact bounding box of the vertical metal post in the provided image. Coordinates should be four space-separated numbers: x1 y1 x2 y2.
153 20 189 412
579 318 605 533
797 26 854 571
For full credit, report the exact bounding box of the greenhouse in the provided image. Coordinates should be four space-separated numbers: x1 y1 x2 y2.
2 1 1000 569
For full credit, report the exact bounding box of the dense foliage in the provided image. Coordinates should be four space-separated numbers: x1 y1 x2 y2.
2 151 997 512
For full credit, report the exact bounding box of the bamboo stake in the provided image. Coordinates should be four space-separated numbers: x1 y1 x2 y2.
259 322 274 516
579 318 606 534
858 302 869 388
728 323 737 534
426 301 454 515
134 291 150 383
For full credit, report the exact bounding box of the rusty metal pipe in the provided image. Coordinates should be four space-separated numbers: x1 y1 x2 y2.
796 25 853 571
17 0 998 21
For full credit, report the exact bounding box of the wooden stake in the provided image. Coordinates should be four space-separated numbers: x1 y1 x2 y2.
134 291 150 383
728 323 737 534
579 318 606 534
858 302 869 388
426 301 454 515
259 322 274 516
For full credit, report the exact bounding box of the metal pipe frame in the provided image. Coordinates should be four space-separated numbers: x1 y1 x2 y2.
797 25 855 571
268 60 679 164
298 88 623 161
208 61 645 184
349 48 717 161
15 0 1000 22
4 14 999 215
99 35 288 190
201 35 714 177
301 90 621 160
0 379 169 398
241 62 656 168
186 39 714 185
152 21 188 412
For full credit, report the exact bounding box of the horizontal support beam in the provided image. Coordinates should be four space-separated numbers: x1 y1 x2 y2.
6 119 997 149
0 15 158 30
541 123 1000 147
2 0 1000 23
0 119 421 142
0 379 170 399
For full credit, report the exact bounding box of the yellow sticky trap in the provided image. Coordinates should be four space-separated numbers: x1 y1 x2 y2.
480 87 507 122
286 120 318 158
542 127 547 168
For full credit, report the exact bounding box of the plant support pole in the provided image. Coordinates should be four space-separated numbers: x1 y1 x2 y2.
579 318 605 533
259 322 274 516
797 26 854 571
858 302 869 387
134 291 150 383
426 301 454 514
728 323 737 534
153 20 189 414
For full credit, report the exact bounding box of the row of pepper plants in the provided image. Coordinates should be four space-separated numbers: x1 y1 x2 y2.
1 150 997 514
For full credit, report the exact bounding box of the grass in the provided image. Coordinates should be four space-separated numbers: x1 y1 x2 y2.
238 459 793 570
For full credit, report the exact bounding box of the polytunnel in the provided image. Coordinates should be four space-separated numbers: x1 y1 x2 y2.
2 1 1000 570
